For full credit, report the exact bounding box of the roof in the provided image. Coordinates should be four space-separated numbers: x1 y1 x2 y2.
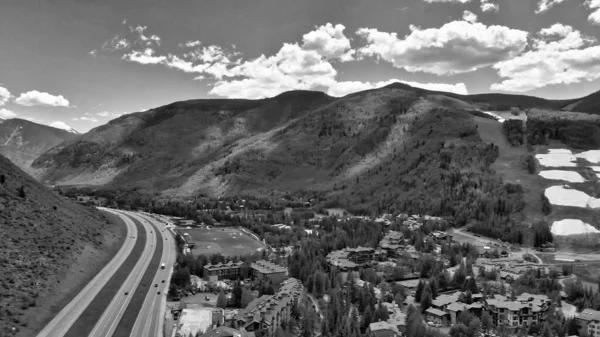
447 302 467 312
204 261 243 271
369 321 399 332
396 279 420 288
201 326 252 337
578 309 600 322
425 308 448 317
431 293 459 307
251 260 286 274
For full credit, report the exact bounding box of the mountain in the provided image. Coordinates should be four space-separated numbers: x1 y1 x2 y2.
30 84 600 199
0 118 79 172
0 154 122 337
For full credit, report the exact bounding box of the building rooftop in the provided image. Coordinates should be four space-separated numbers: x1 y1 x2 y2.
177 306 215 337
431 293 459 308
425 308 448 317
251 260 287 274
578 309 600 322
369 321 399 333
204 261 244 271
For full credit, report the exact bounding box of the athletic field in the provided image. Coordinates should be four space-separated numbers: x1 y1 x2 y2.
178 227 265 256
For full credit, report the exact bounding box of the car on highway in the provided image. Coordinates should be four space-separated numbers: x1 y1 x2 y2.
157 291 161 294
205 295 210 301
125 292 129 295
155 284 158 287
162 280 165 283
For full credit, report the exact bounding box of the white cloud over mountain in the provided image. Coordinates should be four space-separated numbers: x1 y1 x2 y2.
0 108 16 119
0 86 11 106
15 90 70 107
492 23 600 92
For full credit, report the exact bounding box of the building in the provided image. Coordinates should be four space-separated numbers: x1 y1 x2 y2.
175 305 224 337
326 247 375 270
251 260 287 285
379 231 405 258
577 309 600 337
200 326 253 337
430 231 452 245
425 308 449 326
368 321 400 337
484 293 550 328
234 278 303 337
204 261 243 282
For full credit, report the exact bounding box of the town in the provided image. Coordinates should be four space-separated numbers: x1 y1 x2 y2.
120 199 600 337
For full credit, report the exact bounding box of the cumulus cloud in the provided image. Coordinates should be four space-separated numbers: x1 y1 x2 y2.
123 48 167 65
536 0 569 13
462 10 478 23
184 40 201 47
356 21 528 75
491 24 600 92
327 79 468 97
72 113 98 123
96 111 125 118
102 35 130 51
0 108 17 119
15 90 70 107
0 86 11 106
301 23 355 61
480 0 499 12
50 121 77 132
588 0 600 25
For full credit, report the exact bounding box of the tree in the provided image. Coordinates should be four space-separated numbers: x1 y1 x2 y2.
241 288 254 308
0 174 5 184
449 324 469 337
467 317 482 337
232 281 243 307
216 291 227 308
481 311 493 331
17 185 25 198
420 287 432 313
415 280 425 302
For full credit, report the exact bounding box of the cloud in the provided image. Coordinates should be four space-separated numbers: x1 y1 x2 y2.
102 35 130 51
0 108 17 119
588 0 600 25
130 25 161 46
96 111 125 118
50 121 77 132
462 10 478 23
0 86 11 106
15 90 70 107
184 40 201 47
123 48 167 65
327 79 468 97
480 0 499 12
356 21 528 75
301 23 355 61
536 0 569 13
491 24 600 92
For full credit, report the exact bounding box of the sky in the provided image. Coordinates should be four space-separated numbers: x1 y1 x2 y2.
1 0 600 133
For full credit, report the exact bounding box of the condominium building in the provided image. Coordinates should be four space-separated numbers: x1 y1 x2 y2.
203 261 243 282
251 260 287 285
577 309 600 337
485 293 550 327
234 278 303 337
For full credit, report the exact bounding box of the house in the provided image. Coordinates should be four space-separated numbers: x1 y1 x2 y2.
326 247 375 270
447 302 468 325
576 309 600 337
200 326 253 337
431 293 460 312
368 321 400 337
204 261 243 282
425 308 449 326
251 260 287 285
430 231 452 245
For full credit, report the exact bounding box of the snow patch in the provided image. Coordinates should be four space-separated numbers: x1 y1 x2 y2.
575 150 600 164
535 152 577 167
478 110 505 123
545 186 600 208
539 170 585 183
590 167 600 172
551 219 600 236
548 149 572 155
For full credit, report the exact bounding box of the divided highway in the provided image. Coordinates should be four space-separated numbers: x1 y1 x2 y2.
128 212 176 337
35 208 138 337
36 208 176 337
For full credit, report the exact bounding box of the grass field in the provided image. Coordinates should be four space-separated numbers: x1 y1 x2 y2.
179 227 266 256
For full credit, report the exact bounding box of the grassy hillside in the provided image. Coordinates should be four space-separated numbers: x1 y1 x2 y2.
0 118 78 172
0 154 124 337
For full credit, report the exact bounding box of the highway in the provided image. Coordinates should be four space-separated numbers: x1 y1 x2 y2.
35 208 138 337
88 210 157 337
128 212 176 337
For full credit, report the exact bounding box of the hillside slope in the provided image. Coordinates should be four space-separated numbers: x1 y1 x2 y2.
0 118 78 172
0 154 124 337
31 84 600 200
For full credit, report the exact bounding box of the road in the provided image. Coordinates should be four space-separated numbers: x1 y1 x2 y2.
35 208 138 337
128 212 176 337
88 210 158 337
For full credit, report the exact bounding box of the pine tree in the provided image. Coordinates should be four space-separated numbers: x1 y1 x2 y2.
0 174 5 185
420 287 432 313
415 279 425 302
18 185 25 198
216 291 227 308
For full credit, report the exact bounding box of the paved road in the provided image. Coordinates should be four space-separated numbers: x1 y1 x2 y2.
128 212 176 337
88 210 157 337
35 208 137 337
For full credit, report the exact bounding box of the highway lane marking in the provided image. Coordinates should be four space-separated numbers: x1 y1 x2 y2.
35 209 136 337
88 212 157 337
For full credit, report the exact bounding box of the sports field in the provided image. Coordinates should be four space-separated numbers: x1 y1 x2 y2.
179 227 265 256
